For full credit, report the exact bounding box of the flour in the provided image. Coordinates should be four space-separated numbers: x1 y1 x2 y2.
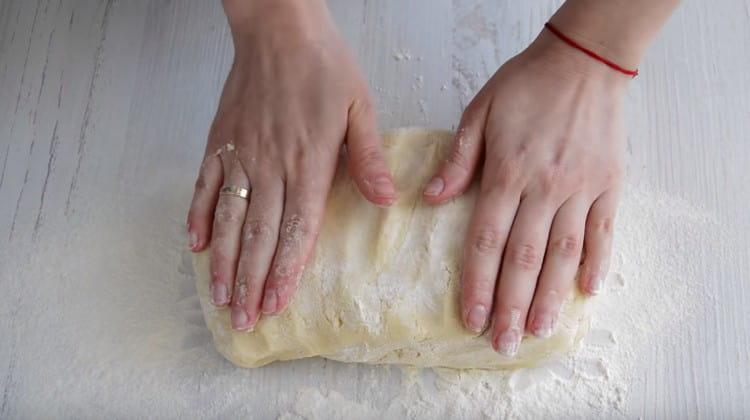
0 154 726 418
278 184 721 419
392 50 414 61
278 388 380 420
392 49 423 62
412 75 424 91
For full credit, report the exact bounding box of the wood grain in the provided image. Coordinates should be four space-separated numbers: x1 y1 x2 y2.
0 0 747 417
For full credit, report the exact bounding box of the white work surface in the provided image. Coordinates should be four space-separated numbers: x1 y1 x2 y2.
1 0 748 418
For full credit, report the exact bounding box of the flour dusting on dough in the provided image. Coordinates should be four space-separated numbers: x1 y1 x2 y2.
278 178 722 419
195 129 589 370
191 129 725 418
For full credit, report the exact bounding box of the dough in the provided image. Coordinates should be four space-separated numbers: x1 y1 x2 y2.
194 128 588 369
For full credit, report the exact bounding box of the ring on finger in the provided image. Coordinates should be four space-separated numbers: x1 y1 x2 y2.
220 185 251 200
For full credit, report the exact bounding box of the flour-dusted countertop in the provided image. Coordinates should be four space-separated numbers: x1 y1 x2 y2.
0 0 748 418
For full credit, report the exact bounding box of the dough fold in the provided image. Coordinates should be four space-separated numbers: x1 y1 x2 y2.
194 128 587 369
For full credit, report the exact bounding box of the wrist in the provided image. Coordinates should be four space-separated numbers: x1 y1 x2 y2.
222 0 333 40
549 0 680 70
522 30 631 91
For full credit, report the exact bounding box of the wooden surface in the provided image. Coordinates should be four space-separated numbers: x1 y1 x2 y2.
0 0 748 418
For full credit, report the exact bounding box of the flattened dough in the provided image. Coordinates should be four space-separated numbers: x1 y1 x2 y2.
194 128 588 369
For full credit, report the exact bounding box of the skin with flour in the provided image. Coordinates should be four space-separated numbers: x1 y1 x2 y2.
186 0 679 356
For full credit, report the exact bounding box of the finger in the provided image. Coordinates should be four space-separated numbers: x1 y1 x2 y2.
209 159 250 307
490 196 556 356
460 173 521 334
187 64 242 251
187 154 222 252
229 174 284 331
345 96 397 206
526 194 587 338
423 98 488 204
262 164 334 316
579 188 619 295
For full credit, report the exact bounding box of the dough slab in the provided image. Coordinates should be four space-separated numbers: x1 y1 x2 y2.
194 128 588 369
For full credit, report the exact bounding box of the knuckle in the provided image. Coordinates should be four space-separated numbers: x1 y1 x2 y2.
243 273 266 288
242 219 273 244
272 215 311 279
472 226 504 255
234 273 264 300
461 271 496 297
591 216 614 234
509 243 542 271
281 214 310 242
352 144 382 172
264 273 283 290
551 234 580 257
270 264 301 291
214 201 244 224
233 275 251 303
210 247 231 268
211 220 231 240
543 288 562 302
447 143 471 172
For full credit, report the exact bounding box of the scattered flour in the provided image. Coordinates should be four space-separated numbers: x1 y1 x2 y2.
277 184 724 419
392 50 423 62
393 49 415 61
1 163 729 418
278 388 380 420
412 75 424 91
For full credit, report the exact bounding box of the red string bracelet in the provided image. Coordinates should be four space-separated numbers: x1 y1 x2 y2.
544 22 638 78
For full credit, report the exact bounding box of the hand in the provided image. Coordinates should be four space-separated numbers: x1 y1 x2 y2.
423 31 627 355
187 0 396 331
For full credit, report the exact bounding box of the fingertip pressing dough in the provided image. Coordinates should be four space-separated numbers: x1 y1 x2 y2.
194 128 588 369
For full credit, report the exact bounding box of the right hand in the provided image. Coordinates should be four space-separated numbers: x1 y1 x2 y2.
187 0 396 331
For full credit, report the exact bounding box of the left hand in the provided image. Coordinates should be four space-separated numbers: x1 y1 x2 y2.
423 30 628 355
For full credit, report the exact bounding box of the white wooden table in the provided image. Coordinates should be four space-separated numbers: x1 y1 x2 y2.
1 1 748 418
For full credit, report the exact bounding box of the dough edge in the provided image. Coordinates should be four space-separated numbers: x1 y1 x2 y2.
193 127 589 370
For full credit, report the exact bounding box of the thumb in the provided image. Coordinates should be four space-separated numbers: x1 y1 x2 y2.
423 99 487 204
346 96 397 206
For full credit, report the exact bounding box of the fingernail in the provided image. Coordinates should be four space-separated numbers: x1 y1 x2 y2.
496 329 520 357
371 176 395 198
231 305 252 331
590 273 604 295
423 177 444 197
211 283 229 306
466 304 488 333
532 313 555 338
262 289 277 315
188 230 199 250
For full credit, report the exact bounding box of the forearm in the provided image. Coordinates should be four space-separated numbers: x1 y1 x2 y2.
549 0 680 69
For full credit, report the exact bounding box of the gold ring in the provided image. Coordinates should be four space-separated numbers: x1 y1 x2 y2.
220 185 250 200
